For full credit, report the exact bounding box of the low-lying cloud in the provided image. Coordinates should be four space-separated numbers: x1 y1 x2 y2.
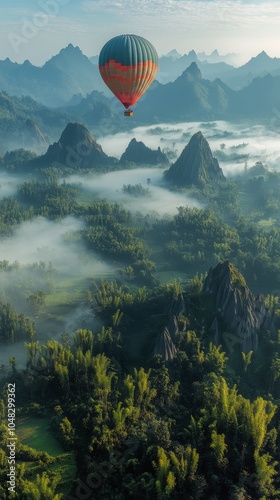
0 215 112 368
67 167 202 216
0 172 21 200
98 120 280 177
0 216 111 275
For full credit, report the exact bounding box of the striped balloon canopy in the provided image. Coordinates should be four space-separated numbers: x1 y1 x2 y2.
98 34 158 110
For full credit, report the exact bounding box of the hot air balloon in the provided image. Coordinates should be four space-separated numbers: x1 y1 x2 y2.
98 34 158 116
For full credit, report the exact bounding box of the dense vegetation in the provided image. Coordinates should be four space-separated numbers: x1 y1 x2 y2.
0 284 279 498
0 147 280 499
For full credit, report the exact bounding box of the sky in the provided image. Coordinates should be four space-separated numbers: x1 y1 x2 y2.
0 0 279 65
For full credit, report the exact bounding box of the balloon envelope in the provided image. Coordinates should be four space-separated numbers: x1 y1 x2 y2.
99 34 158 109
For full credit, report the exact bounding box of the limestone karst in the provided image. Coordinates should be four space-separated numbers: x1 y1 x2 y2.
203 260 275 353
164 131 225 187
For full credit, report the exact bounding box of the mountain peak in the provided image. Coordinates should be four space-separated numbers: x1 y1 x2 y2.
59 122 94 147
164 131 225 187
64 43 82 53
248 50 270 63
46 44 86 66
40 122 117 170
166 49 181 59
203 261 275 353
184 62 202 79
188 50 197 58
258 50 269 58
120 137 169 166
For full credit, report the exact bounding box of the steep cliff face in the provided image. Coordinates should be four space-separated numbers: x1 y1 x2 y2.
38 122 117 170
22 119 48 152
164 131 225 187
203 261 275 353
154 326 177 362
154 294 185 361
120 138 169 166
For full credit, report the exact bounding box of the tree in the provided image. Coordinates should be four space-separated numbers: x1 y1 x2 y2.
154 447 176 499
21 471 63 499
133 367 157 413
25 341 39 368
170 445 199 484
241 350 253 375
59 416 75 448
269 355 280 394
73 329 94 354
254 451 278 498
210 430 228 467
92 353 116 412
9 356 16 373
27 290 46 315
250 397 276 452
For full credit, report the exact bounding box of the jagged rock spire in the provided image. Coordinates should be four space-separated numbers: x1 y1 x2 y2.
203 261 275 353
165 131 225 187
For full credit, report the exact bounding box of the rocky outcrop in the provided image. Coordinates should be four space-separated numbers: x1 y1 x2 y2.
203 261 275 353
22 119 48 152
154 294 185 361
120 138 169 167
34 122 117 170
154 327 177 362
164 131 225 187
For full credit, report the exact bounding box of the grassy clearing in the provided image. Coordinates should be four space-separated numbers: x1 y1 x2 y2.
16 417 76 495
17 417 63 456
45 276 91 310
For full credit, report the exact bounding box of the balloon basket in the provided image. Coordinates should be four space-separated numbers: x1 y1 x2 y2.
124 109 134 116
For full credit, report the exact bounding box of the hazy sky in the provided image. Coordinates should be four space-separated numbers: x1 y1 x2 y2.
0 0 279 65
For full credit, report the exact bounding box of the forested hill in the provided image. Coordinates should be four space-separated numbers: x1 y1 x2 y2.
0 91 117 152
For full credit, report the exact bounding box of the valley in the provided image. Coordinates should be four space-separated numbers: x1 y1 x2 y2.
0 40 280 499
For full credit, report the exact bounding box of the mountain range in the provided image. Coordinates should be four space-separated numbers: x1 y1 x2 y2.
0 89 118 153
0 44 280 109
1 61 280 153
135 62 280 122
0 44 107 107
3 123 169 172
157 50 280 88
3 124 226 193
1 44 280 152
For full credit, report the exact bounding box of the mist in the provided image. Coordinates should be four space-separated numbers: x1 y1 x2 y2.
0 216 114 273
0 216 113 369
66 167 202 216
2 118 280 372
0 172 22 200
97 120 280 177
0 216 114 314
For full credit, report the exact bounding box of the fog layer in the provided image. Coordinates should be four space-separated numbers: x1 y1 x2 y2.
98 120 280 176
67 168 202 215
